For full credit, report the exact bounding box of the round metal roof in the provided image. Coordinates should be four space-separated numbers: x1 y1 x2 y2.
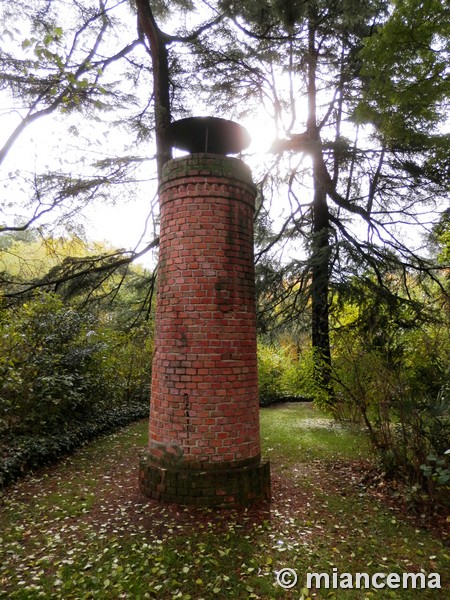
166 117 251 155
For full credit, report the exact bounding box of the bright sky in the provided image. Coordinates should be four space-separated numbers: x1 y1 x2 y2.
1 1 440 271
0 0 308 272
0 54 279 268
1 92 281 252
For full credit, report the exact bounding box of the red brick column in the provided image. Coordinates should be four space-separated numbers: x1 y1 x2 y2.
139 154 270 506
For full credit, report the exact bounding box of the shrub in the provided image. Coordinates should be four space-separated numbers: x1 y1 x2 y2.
0 402 149 488
257 342 288 403
330 295 450 502
0 292 152 440
257 341 316 404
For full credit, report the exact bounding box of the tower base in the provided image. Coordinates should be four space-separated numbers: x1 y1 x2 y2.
139 453 270 507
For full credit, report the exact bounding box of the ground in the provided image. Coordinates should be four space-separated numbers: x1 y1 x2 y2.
0 403 448 599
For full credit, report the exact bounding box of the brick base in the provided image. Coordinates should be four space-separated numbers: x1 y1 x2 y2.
139 453 270 507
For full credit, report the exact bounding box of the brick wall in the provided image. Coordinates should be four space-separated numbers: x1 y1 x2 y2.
140 154 270 505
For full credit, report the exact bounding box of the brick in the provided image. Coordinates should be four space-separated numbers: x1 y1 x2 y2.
143 153 269 506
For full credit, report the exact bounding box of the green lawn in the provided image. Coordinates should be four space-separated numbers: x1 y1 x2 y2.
0 403 448 599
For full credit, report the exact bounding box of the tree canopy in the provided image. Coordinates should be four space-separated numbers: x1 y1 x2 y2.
1 0 449 393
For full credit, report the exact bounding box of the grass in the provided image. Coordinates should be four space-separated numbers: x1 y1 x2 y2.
0 403 448 599
260 403 372 462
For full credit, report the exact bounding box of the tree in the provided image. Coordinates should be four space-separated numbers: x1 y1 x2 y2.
0 1 223 304
356 0 449 220
0 1 159 312
189 0 448 398
135 0 223 178
433 210 450 265
0 0 163 294
357 0 450 148
1 0 448 402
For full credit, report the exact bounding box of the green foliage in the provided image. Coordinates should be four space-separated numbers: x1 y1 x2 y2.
1 293 94 435
257 342 289 403
0 403 148 488
0 232 154 485
256 262 450 504
330 272 450 502
0 292 152 441
431 209 450 265
357 0 450 145
421 448 450 487
257 339 330 406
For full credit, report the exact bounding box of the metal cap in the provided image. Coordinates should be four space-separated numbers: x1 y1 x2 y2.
166 117 251 155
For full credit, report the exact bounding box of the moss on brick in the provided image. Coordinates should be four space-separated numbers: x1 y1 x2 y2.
160 154 256 192
139 454 270 507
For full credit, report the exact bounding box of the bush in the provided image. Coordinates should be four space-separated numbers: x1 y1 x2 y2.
257 341 316 405
0 292 152 440
0 290 153 487
0 293 93 436
0 402 149 489
257 343 288 403
330 290 450 502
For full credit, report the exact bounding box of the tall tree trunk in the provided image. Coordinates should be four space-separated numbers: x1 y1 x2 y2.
136 0 172 181
311 167 333 396
307 5 333 398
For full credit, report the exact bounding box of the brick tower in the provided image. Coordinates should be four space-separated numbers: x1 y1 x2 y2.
139 118 270 506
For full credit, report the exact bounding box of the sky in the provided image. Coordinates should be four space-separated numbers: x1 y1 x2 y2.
0 0 320 272
0 0 443 272
0 3 280 260
0 81 280 264
83 114 279 251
